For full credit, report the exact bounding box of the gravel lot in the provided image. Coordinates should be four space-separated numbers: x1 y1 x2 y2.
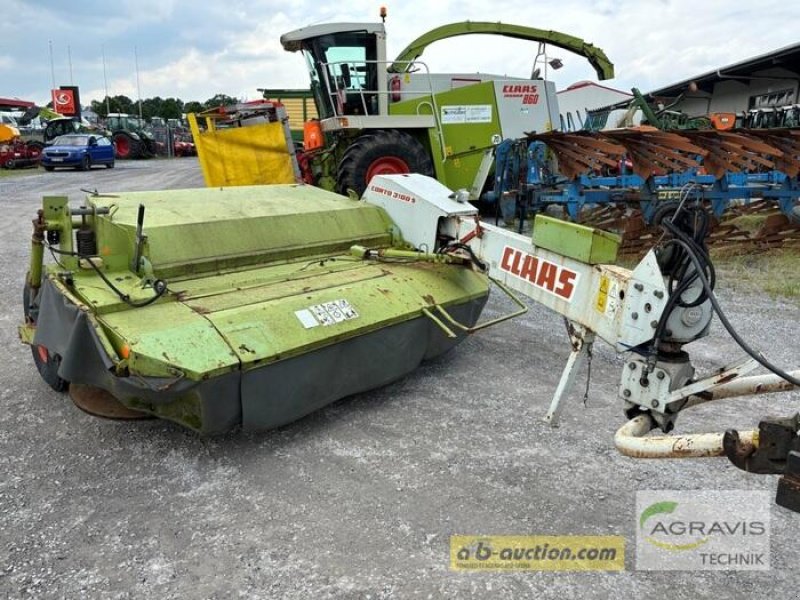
1 159 799 599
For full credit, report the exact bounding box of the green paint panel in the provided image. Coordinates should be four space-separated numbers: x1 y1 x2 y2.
389 81 500 191
193 258 487 368
98 301 240 379
49 184 489 384
88 185 393 278
93 253 486 379
532 215 620 265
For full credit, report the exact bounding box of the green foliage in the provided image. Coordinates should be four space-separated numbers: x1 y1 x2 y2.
91 95 135 117
203 94 240 110
88 94 239 121
712 249 800 303
183 101 204 114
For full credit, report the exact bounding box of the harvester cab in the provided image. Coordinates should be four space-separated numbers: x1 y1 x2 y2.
280 19 614 199
282 22 387 119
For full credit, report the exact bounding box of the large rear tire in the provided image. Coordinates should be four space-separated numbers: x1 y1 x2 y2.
26 141 45 153
23 277 69 393
335 129 434 197
113 132 142 160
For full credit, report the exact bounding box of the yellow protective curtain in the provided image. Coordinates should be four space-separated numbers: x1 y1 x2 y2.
189 114 296 187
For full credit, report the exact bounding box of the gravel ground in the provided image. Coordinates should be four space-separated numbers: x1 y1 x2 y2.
1 160 799 599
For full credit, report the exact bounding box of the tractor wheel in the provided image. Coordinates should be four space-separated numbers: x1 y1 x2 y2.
113 132 142 160
335 129 434 197
23 277 69 393
26 141 45 154
790 205 800 225
651 200 680 226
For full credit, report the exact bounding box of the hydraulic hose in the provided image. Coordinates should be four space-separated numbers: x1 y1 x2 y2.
659 234 800 387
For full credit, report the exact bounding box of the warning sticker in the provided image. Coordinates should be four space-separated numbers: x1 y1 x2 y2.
295 299 359 329
595 276 610 313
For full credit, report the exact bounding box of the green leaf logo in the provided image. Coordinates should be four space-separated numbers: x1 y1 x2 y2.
640 501 709 552
640 501 678 529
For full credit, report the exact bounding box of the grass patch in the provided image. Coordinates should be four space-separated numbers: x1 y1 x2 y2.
0 166 41 178
617 248 800 304
723 213 768 233
712 248 800 302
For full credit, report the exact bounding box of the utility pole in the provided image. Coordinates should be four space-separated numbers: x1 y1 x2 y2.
102 46 111 115
134 46 143 121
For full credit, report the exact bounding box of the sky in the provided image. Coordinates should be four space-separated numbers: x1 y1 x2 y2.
3 0 799 107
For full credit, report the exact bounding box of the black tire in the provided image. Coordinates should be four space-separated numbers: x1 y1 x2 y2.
23 277 69 393
113 132 142 160
335 129 434 197
79 155 91 171
44 166 54 172
106 159 115 169
650 200 680 226
143 139 158 158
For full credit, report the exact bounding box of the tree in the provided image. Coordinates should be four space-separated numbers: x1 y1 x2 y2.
161 97 184 120
86 94 243 119
91 95 135 117
203 94 239 110
183 101 204 114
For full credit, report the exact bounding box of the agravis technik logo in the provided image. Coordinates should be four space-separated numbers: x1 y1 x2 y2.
636 491 770 571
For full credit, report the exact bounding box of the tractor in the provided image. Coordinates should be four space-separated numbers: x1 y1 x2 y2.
106 113 158 159
279 18 614 199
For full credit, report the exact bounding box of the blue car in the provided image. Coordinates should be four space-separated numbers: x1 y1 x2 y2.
41 134 115 171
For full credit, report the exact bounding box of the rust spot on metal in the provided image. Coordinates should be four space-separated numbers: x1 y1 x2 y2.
715 373 738 385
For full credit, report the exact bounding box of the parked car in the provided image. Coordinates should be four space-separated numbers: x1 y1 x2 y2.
41 134 115 171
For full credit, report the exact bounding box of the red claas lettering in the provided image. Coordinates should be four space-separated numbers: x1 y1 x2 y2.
499 246 578 301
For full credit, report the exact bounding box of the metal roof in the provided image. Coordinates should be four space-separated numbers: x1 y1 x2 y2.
0 97 35 110
280 22 385 52
648 41 800 97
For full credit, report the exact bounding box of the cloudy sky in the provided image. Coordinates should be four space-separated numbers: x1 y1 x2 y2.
3 0 798 107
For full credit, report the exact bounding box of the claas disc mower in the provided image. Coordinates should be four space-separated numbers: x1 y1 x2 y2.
19 174 800 510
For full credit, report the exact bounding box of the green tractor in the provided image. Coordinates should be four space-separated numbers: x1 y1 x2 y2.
280 19 614 199
106 113 158 159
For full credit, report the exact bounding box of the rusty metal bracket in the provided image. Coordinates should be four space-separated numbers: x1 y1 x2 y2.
421 307 458 339
432 277 528 334
668 358 759 405
615 413 758 459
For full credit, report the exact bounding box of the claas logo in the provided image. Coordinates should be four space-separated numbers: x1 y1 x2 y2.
500 246 578 301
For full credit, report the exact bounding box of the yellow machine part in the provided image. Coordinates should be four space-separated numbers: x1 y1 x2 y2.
188 113 296 187
0 123 20 144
